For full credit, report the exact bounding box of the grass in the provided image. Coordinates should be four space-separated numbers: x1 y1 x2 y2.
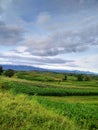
0 71 98 130
1 76 98 96
37 97 98 130
41 96 98 104
16 71 98 90
0 92 76 130
16 71 64 82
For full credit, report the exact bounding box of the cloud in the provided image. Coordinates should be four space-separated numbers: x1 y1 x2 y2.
0 21 24 45
0 50 74 65
1 49 98 72
24 23 98 56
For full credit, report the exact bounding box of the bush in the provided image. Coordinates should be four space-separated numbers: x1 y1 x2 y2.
77 74 84 81
77 74 92 81
4 69 15 77
84 75 91 81
63 74 67 81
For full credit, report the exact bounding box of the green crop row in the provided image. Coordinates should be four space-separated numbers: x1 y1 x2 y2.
37 97 98 130
1 80 98 96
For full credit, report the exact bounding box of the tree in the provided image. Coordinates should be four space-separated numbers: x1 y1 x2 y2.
84 75 91 81
64 74 67 80
5 69 14 77
77 74 84 81
0 66 3 75
63 74 67 81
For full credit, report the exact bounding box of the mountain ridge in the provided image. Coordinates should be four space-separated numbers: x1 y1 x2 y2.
0 64 97 75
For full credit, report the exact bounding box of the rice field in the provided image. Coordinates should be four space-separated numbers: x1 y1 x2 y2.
0 71 98 130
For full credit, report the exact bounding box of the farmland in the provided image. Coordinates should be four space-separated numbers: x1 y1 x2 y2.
0 71 98 130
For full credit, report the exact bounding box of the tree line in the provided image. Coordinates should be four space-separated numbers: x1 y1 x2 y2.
0 65 97 81
63 73 96 81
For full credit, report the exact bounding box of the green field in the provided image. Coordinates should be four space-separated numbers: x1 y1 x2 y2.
0 71 98 130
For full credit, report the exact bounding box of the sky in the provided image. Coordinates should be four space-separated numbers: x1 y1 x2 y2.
0 0 98 73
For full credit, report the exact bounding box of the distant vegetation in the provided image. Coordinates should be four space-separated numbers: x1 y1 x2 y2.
0 65 98 130
77 74 92 81
4 69 15 77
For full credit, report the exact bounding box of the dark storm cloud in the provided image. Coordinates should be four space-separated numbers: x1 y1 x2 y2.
0 21 24 45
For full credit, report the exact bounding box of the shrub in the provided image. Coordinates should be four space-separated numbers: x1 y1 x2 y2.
4 69 15 77
77 74 84 81
84 75 91 81
64 74 67 81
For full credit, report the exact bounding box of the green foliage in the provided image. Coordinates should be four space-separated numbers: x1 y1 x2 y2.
77 74 84 81
0 92 76 130
37 97 98 130
92 75 98 80
0 81 10 91
16 71 64 82
4 69 15 77
63 74 67 81
16 71 97 82
0 71 98 130
0 66 3 75
1 79 98 96
77 74 93 81
84 75 92 81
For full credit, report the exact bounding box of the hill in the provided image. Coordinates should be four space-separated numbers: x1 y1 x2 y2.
0 64 97 75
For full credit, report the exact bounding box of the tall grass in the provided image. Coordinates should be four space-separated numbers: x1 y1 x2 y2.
0 91 76 130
